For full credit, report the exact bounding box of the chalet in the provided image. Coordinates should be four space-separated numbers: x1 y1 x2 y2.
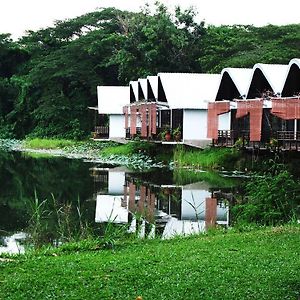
208 58 300 151
124 73 220 148
92 86 129 141
124 77 162 140
90 57 299 151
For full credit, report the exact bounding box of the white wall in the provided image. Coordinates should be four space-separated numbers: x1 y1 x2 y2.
183 109 209 140
109 114 126 138
181 189 228 221
218 112 231 131
108 171 125 195
95 195 128 223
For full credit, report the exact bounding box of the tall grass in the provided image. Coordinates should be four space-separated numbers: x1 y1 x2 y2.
174 145 240 169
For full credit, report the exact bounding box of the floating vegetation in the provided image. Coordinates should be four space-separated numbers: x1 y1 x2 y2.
87 153 165 170
0 139 21 151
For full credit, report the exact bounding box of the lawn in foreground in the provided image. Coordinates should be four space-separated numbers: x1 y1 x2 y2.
0 226 299 300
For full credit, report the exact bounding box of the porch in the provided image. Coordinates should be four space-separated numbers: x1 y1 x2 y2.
125 126 183 143
214 130 300 151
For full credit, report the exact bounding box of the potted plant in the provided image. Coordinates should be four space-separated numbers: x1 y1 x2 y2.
165 129 171 141
160 127 171 141
173 126 182 141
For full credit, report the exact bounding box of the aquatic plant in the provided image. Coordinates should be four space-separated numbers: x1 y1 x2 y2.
27 192 50 248
0 139 21 151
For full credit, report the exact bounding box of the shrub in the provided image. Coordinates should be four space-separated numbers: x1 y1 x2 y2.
233 164 300 225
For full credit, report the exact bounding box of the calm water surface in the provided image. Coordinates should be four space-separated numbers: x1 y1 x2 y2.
0 151 239 253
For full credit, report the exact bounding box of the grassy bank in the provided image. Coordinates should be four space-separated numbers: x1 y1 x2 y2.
22 139 237 169
24 138 78 149
174 145 241 170
1 226 299 300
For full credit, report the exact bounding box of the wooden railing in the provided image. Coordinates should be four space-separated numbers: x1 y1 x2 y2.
92 126 109 139
215 130 300 151
125 127 182 142
277 131 300 141
276 131 300 151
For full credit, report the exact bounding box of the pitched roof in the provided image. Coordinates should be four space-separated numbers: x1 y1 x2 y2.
97 86 129 114
219 68 253 99
281 58 300 96
158 73 220 109
247 63 289 97
138 78 148 100
288 58 300 69
147 75 158 100
129 81 139 102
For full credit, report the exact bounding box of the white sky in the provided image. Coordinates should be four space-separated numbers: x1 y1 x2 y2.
0 0 299 40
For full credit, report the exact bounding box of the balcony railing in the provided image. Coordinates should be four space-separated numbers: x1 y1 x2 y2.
92 126 109 139
125 127 182 142
215 130 300 151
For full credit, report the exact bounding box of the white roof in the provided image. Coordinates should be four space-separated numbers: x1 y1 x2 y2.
138 78 148 100
147 75 158 100
281 58 300 94
220 68 253 99
158 73 220 109
246 63 289 97
97 86 129 114
288 58 300 68
129 81 139 102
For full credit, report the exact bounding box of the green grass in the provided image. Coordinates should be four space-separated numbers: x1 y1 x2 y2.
1 226 299 299
174 146 241 169
101 143 133 156
24 138 78 150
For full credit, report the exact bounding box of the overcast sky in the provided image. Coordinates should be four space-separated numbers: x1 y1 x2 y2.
1 0 299 40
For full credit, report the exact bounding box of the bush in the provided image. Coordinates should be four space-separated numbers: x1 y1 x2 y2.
233 164 300 225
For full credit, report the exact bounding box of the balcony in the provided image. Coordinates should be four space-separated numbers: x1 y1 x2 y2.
215 130 300 151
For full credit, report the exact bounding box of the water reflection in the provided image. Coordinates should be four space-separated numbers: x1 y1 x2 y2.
0 232 26 254
0 151 236 254
93 168 229 239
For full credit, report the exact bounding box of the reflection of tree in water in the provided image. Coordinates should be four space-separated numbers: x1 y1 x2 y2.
0 151 96 233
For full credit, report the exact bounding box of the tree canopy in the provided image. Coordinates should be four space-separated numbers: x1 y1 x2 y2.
0 4 299 139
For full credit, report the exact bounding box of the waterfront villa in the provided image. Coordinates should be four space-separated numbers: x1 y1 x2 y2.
91 86 130 141
92 57 300 151
208 58 300 151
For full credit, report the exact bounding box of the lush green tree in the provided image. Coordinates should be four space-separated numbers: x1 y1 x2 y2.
110 4 205 82
199 24 300 72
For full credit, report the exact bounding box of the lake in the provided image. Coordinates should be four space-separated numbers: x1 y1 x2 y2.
0 150 239 254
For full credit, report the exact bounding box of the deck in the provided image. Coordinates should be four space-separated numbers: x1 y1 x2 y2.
214 130 300 151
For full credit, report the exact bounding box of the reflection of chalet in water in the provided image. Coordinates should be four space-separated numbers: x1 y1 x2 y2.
93 169 229 238
94 167 127 223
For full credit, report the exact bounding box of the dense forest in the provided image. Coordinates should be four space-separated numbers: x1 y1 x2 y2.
0 4 299 139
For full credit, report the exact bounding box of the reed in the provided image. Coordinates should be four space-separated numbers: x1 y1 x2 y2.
174 145 240 170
